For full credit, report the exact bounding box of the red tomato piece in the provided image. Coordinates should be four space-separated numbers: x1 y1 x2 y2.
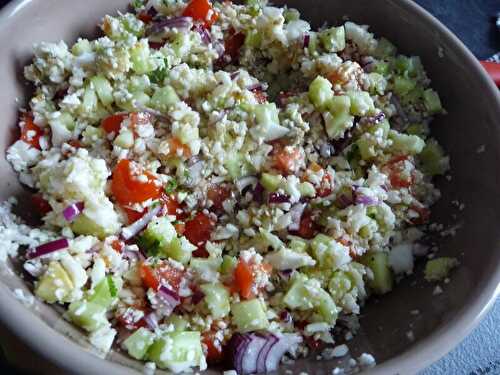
234 260 255 300
184 212 215 258
224 31 245 62
167 136 192 158
202 331 224 363
384 155 413 189
140 261 185 292
293 211 317 239
140 262 160 291
207 185 230 212
137 11 153 23
182 0 218 27
316 173 333 198
20 113 43 150
101 114 128 135
252 89 267 104
31 194 51 215
111 239 124 253
149 41 165 50
116 307 148 330
111 159 161 205
409 204 431 225
274 146 302 175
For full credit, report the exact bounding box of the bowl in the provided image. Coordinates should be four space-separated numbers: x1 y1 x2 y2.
0 0 499 374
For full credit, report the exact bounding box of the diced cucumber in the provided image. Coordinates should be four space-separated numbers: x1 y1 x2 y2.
91 75 114 107
71 214 110 240
368 119 390 138
419 139 449 176
310 233 351 269
117 91 150 112
231 299 269 332
72 39 92 56
323 111 354 140
165 314 189 332
424 257 459 282
123 327 155 360
299 181 316 197
166 236 196 265
347 91 375 116
373 61 390 76
356 134 377 160
172 32 192 59
87 276 120 308
394 56 423 78
320 26 345 53
367 72 387 95
147 331 204 372
150 86 180 113
189 257 222 281
283 276 315 310
260 229 285 251
80 86 98 115
260 173 283 192
316 288 339 324
221 255 237 275
67 300 108 332
288 236 309 253
328 270 353 301
309 76 333 110
251 103 289 141
360 251 393 294
114 129 135 149
373 38 397 58
137 216 178 258
128 75 151 93
81 125 104 145
393 76 416 97
35 261 74 304
224 152 254 180
389 130 425 155
283 8 300 22
130 41 156 74
423 89 443 114
307 32 319 55
327 95 351 113
200 283 230 319
244 30 262 48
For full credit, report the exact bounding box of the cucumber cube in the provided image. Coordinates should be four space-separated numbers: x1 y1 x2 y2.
114 129 135 149
251 103 289 141
87 276 120 308
260 173 283 192
147 331 204 371
165 314 189 332
231 299 269 332
130 41 156 74
323 111 354 140
347 91 375 116
424 257 458 282
419 139 449 176
123 327 155 360
423 89 443 114
288 236 309 253
71 214 110 240
389 131 425 155
200 283 230 319
360 251 393 295
137 216 177 258
67 300 108 332
150 86 180 113
373 38 397 59
299 181 316 197
35 261 74 304
221 255 237 275
71 39 92 56
309 76 333 110
393 76 416 97
320 26 345 52
91 75 114 107
283 277 315 310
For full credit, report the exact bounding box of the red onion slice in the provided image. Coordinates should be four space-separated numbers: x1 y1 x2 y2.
121 204 161 240
252 183 264 204
247 83 263 91
355 194 379 206
62 201 84 222
155 285 181 316
143 312 159 330
146 16 193 35
227 333 251 375
288 203 306 231
303 34 310 48
269 193 290 204
194 24 212 44
256 333 278 373
264 333 302 373
26 238 69 259
242 334 268 375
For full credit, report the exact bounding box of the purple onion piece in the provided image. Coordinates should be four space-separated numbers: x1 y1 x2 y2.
391 95 408 124
355 194 379 206
303 34 310 48
359 111 386 126
121 204 162 240
252 183 264 204
146 16 193 35
230 71 240 80
62 201 84 222
335 193 353 209
241 334 268 375
143 312 159 330
236 176 258 193
268 193 290 204
256 333 279 374
26 238 69 259
279 310 292 324
146 6 158 18
194 24 212 44
264 334 302 373
191 289 205 305
288 203 306 231
246 83 263 91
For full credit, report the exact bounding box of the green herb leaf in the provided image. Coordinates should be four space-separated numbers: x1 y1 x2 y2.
148 66 168 84
107 276 117 298
164 178 178 194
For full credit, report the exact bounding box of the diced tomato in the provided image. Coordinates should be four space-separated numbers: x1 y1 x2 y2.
224 30 245 62
111 239 124 253
123 207 146 224
149 41 165 50
252 89 267 104
184 212 215 258
409 204 430 225
101 113 128 135
202 331 224 363
116 307 148 330
234 260 255 300
67 139 83 149
384 155 414 189
167 136 192 158
182 0 218 28
130 112 152 127
137 11 153 23
274 146 302 175
31 194 51 215
174 222 186 235
293 211 317 239
20 113 43 150
111 159 161 205
140 261 185 291
295 320 324 350
316 173 333 198
207 184 230 212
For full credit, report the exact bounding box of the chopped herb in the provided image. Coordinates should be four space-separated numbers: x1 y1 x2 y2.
164 178 178 194
131 0 146 10
107 276 117 298
149 66 168 84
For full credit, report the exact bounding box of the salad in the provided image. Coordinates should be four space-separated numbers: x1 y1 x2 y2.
1 0 454 373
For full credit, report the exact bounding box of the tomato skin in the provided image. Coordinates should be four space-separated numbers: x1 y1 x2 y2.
316 174 333 198
207 185 230 213
274 146 302 175
234 260 255 299
224 31 245 62
292 211 317 239
101 114 128 135
31 194 51 215
167 137 192 158
140 261 185 292
384 155 414 189
111 159 161 205
202 331 224 363
111 239 124 253
137 11 153 23
116 307 148 330
182 0 218 27
20 114 43 149
184 212 215 258
409 204 430 225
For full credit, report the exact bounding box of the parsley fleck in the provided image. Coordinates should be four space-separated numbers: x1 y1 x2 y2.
164 179 178 194
148 66 168 84
107 276 117 298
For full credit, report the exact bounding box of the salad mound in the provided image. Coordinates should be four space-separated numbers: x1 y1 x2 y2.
2 0 451 373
